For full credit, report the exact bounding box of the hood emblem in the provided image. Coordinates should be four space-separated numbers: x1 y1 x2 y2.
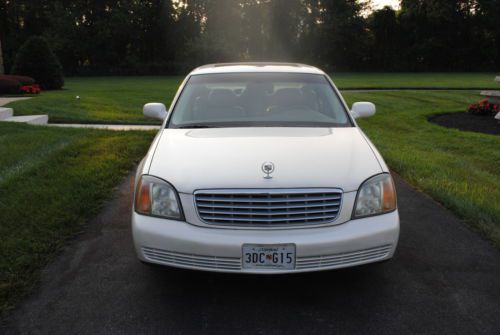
261 162 275 179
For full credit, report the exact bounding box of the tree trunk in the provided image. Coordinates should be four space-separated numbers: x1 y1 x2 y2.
0 39 4 74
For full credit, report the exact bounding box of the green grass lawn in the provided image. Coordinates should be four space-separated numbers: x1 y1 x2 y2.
6 77 184 125
334 72 498 89
5 73 497 125
343 90 500 247
0 123 155 316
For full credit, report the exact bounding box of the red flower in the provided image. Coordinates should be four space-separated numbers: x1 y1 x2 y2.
19 84 41 95
468 99 499 116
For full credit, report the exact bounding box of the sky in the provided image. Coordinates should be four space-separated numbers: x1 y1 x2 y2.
372 0 400 10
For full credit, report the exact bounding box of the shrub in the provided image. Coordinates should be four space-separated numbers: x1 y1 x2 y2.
11 36 64 90
1 75 36 86
468 99 500 116
0 75 39 95
0 77 21 95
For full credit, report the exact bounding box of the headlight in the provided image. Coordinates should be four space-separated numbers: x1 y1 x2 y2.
353 173 397 219
135 175 183 220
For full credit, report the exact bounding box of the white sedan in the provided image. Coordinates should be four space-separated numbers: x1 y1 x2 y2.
132 63 399 273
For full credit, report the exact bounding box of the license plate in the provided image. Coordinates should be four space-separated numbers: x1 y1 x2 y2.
242 244 296 270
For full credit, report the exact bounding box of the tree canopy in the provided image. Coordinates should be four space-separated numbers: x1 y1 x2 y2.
0 0 498 75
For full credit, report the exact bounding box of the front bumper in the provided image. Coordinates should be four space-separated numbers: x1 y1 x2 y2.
132 210 399 274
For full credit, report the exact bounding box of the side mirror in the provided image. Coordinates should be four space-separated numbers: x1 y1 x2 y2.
351 102 376 119
143 103 168 120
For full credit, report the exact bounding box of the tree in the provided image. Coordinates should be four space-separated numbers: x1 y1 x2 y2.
399 0 498 71
0 39 4 74
1 0 498 73
474 0 500 70
303 0 371 71
268 0 304 61
12 36 64 89
368 6 402 71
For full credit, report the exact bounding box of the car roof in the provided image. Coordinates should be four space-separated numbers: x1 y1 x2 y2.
190 62 326 75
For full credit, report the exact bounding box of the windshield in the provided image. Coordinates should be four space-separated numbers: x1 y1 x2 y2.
167 73 352 128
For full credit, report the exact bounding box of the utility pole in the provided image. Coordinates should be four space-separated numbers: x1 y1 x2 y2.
0 38 4 74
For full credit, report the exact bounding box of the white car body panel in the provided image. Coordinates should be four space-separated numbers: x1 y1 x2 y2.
133 63 400 274
133 210 399 274
148 127 383 193
191 63 325 75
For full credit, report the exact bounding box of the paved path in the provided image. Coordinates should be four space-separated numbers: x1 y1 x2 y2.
47 123 161 131
0 97 158 130
0 97 31 106
340 88 482 93
2 174 500 335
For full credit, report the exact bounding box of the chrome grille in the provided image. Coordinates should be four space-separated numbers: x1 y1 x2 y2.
194 189 342 226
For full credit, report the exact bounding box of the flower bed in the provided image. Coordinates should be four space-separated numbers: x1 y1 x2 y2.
468 99 499 116
429 112 499 135
0 75 40 95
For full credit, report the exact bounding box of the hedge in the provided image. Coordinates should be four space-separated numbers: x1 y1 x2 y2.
12 36 64 90
0 77 21 95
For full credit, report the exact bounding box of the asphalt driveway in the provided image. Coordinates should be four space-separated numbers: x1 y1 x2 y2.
2 174 500 335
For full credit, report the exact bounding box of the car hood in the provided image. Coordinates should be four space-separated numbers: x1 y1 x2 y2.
148 127 382 193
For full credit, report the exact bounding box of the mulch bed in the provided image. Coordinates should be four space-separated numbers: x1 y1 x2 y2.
429 112 499 136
